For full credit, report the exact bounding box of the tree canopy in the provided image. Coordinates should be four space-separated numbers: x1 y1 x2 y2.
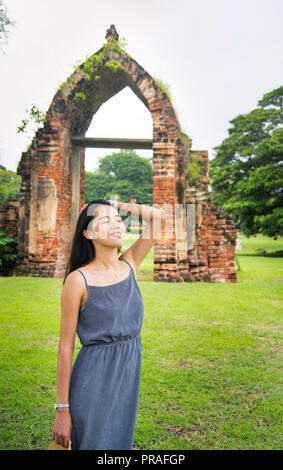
0 150 153 209
210 86 283 238
85 149 153 205
0 165 21 207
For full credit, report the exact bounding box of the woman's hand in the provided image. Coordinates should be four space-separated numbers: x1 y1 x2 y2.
52 409 72 448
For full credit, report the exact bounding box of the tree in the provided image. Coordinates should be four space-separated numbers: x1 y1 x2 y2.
210 86 283 238
85 149 153 205
0 166 21 207
0 0 15 53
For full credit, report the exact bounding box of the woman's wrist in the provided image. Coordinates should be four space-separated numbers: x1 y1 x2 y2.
110 199 164 223
55 407 70 413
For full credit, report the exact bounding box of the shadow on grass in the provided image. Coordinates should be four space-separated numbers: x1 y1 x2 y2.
237 250 283 258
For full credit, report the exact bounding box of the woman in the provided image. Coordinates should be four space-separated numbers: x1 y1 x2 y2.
51 198 165 450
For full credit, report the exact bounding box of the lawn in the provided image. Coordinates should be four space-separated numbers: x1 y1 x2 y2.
0 232 282 450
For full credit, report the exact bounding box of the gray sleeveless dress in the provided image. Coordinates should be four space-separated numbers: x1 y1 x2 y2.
68 257 144 450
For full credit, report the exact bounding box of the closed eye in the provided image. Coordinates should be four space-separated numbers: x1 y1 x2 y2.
97 216 122 225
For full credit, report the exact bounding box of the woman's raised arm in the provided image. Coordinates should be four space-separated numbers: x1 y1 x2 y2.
112 200 165 272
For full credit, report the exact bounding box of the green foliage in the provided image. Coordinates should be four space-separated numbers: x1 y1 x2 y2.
73 91 87 103
85 150 152 205
210 86 283 238
0 167 21 206
179 131 192 151
186 152 205 185
16 103 47 135
0 0 15 53
59 36 131 102
16 36 130 118
152 77 190 151
152 76 173 103
151 75 180 121
0 228 17 274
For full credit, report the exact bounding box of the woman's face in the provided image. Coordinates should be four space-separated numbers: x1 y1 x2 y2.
83 203 125 248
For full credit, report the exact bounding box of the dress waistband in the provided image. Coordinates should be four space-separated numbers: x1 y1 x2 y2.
82 333 140 348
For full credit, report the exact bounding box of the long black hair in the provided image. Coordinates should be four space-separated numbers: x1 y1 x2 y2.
63 199 122 284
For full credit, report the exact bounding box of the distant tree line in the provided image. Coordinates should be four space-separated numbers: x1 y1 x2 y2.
0 150 153 208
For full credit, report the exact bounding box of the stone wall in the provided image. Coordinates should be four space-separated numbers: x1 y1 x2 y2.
154 150 239 283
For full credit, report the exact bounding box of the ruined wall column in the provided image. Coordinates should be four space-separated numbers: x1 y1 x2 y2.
16 101 75 277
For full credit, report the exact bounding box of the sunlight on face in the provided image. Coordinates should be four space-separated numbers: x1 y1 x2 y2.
85 203 125 244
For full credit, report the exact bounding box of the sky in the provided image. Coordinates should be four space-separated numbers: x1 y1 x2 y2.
1 0 282 173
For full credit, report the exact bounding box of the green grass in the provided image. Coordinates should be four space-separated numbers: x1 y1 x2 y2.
0 232 282 450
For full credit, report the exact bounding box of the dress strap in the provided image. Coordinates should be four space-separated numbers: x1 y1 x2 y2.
119 257 133 272
77 269 89 289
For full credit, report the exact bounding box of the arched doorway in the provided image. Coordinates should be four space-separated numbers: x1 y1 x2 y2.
16 25 189 280
14 25 238 282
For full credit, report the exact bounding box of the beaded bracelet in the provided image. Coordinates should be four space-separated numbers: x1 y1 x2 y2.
54 403 70 410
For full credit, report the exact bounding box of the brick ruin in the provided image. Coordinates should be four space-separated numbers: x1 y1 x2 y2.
0 25 239 282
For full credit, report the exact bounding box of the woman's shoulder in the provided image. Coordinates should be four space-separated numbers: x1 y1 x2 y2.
64 269 87 289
